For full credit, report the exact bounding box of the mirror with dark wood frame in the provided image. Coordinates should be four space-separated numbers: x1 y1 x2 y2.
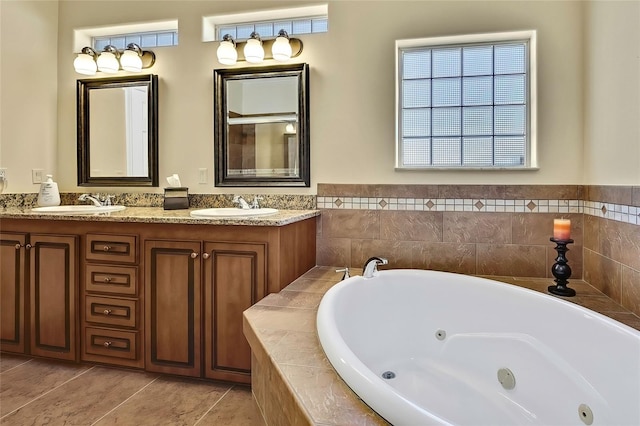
214 63 310 187
77 74 159 187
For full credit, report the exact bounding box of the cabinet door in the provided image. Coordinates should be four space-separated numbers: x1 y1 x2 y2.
0 233 27 354
30 234 79 361
203 241 266 383
145 240 201 377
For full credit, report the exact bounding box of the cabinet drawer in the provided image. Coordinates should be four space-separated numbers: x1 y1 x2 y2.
85 296 137 328
86 234 137 264
84 327 138 360
85 264 137 295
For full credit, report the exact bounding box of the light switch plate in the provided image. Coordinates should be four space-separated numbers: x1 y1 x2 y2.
198 168 208 184
32 169 43 184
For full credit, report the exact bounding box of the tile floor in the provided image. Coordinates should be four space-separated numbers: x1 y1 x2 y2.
0 353 265 426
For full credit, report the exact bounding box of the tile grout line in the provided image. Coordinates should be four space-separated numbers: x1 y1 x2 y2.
0 358 33 374
0 365 96 420
89 375 160 426
192 386 233 425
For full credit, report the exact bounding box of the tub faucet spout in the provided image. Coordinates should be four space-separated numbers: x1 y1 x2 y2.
362 257 388 278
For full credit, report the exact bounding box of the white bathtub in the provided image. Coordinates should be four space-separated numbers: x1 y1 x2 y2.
316 269 640 426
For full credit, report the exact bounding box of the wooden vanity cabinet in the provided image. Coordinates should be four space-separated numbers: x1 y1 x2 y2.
82 233 142 368
1 230 79 361
144 239 267 384
0 232 28 354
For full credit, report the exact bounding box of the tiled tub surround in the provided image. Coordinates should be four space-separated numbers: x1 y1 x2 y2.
316 184 640 317
243 266 640 426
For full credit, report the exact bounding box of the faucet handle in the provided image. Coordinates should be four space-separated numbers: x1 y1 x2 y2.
336 267 350 280
103 195 115 206
251 196 264 209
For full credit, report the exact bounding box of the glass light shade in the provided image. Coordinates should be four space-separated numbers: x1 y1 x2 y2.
272 36 292 61
244 38 264 64
217 40 237 65
96 52 119 73
120 50 142 72
73 53 97 75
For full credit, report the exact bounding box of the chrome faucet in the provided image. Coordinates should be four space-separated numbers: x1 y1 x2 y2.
233 195 251 209
78 193 103 207
362 257 388 278
78 193 114 207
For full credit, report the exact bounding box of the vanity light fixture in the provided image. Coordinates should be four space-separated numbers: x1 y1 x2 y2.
216 30 303 66
73 47 99 75
243 32 264 64
96 45 121 73
73 43 156 75
272 30 293 61
216 34 238 66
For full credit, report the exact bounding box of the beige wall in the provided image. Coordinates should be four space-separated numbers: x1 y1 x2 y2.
0 0 58 193
2 1 636 194
584 0 640 185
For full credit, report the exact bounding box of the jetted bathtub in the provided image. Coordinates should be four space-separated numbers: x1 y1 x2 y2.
316 269 640 425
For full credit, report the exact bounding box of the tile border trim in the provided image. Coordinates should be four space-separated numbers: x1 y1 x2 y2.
317 196 640 225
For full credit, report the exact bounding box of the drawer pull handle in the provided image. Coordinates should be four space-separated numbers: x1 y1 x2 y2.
202 253 210 259
103 245 111 252
103 277 112 283
191 252 199 259
103 309 112 315
103 341 112 347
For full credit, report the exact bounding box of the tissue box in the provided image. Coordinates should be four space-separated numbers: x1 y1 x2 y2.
164 187 189 210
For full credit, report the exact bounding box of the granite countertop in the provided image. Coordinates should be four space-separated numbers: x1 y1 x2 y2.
0 206 320 227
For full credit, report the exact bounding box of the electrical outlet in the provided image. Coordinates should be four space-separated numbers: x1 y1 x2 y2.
198 168 208 184
32 169 44 184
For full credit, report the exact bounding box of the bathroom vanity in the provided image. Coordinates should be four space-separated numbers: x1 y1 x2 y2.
0 207 318 384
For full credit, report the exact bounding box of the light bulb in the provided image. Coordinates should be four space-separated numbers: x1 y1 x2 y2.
120 50 142 72
272 33 292 61
73 53 97 75
217 40 238 65
244 33 264 64
97 52 119 73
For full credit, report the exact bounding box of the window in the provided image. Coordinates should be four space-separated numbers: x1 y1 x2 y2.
396 31 536 169
94 30 179 50
203 4 328 42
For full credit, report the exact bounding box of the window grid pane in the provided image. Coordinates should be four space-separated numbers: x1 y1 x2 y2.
399 40 528 167
93 31 179 49
216 17 328 41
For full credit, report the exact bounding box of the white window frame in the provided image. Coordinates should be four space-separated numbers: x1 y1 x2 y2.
395 30 537 170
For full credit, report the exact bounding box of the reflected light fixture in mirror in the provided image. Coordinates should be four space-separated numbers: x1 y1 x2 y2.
74 43 156 76
216 30 302 66
217 34 237 65
244 32 264 64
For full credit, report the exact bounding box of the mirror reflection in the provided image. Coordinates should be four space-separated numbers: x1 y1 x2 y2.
77 74 158 187
215 63 310 187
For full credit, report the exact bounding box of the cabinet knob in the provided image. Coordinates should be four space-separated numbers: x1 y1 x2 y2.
103 245 111 252
202 253 210 259
190 252 199 259
15 243 21 249
103 341 112 347
103 309 112 315
25 244 32 250
103 277 112 283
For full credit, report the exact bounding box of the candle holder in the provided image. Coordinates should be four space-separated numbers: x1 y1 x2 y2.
548 237 575 297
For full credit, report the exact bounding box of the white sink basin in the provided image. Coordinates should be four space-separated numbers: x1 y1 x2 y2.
31 205 126 214
190 208 278 218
